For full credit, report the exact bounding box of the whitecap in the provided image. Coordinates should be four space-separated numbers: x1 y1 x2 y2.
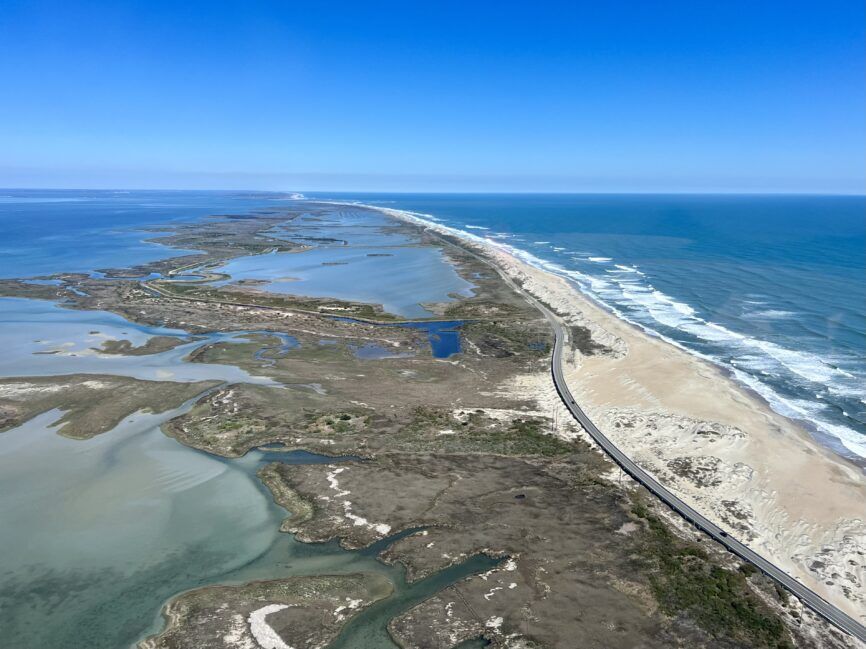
743 309 795 320
730 370 866 458
750 339 854 384
826 381 866 401
341 200 866 460
614 264 644 275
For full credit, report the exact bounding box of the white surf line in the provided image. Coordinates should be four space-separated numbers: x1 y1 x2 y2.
308 198 866 462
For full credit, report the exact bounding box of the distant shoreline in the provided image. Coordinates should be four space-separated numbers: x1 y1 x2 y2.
339 198 866 622
325 197 865 467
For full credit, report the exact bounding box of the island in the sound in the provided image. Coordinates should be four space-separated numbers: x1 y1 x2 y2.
1 200 861 649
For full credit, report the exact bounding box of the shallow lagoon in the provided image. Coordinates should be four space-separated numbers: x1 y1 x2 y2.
0 297 272 384
0 298 477 649
215 246 475 319
265 208 418 248
0 402 493 649
0 404 425 649
0 189 278 279
0 196 488 648
213 206 475 319
0 407 281 649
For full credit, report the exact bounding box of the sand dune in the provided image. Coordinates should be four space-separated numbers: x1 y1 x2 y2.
493 246 866 623
382 205 865 623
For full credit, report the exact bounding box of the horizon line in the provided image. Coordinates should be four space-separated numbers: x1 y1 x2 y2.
2 186 865 198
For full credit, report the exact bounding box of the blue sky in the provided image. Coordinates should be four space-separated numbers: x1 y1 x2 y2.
1 0 863 193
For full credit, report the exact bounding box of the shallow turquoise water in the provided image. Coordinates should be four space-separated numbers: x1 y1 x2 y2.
0 190 483 648
0 297 272 384
0 403 492 649
212 206 475 318
0 407 301 649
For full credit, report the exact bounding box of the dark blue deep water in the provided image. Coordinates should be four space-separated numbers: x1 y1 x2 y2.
330 317 463 358
2 189 864 461
389 320 464 358
318 193 866 461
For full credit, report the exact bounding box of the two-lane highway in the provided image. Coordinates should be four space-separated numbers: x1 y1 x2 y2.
544 308 866 643
417 218 865 642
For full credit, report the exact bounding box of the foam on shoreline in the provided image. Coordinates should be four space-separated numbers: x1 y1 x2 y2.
321 199 866 621
339 201 866 463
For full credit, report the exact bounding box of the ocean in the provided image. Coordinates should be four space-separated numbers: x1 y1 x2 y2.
316 193 866 462
2 189 864 462
0 188 863 646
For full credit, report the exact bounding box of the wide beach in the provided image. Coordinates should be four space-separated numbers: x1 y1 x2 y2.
381 204 866 623
1 193 860 648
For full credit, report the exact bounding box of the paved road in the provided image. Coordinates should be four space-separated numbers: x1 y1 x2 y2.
150 223 864 641
373 207 866 641
543 309 866 643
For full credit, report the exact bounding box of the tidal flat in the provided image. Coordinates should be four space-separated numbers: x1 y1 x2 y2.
0 198 853 649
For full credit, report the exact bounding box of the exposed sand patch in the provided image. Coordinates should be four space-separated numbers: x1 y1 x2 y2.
248 604 293 649
383 206 866 623
0 382 68 398
323 465 391 535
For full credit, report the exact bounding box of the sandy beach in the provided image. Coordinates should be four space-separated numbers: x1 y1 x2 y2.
383 206 866 624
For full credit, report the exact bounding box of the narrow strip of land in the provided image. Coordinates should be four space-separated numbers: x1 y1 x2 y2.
139 206 866 642
541 303 866 643
413 216 866 642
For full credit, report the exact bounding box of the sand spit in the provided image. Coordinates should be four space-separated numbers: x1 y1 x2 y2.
380 205 866 623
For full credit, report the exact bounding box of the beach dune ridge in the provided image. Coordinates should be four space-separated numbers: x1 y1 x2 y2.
372 203 866 623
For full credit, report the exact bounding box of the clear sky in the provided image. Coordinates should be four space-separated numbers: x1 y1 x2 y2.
1 0 864 193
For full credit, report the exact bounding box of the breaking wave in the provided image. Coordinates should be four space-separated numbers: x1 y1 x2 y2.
374 204 866 461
